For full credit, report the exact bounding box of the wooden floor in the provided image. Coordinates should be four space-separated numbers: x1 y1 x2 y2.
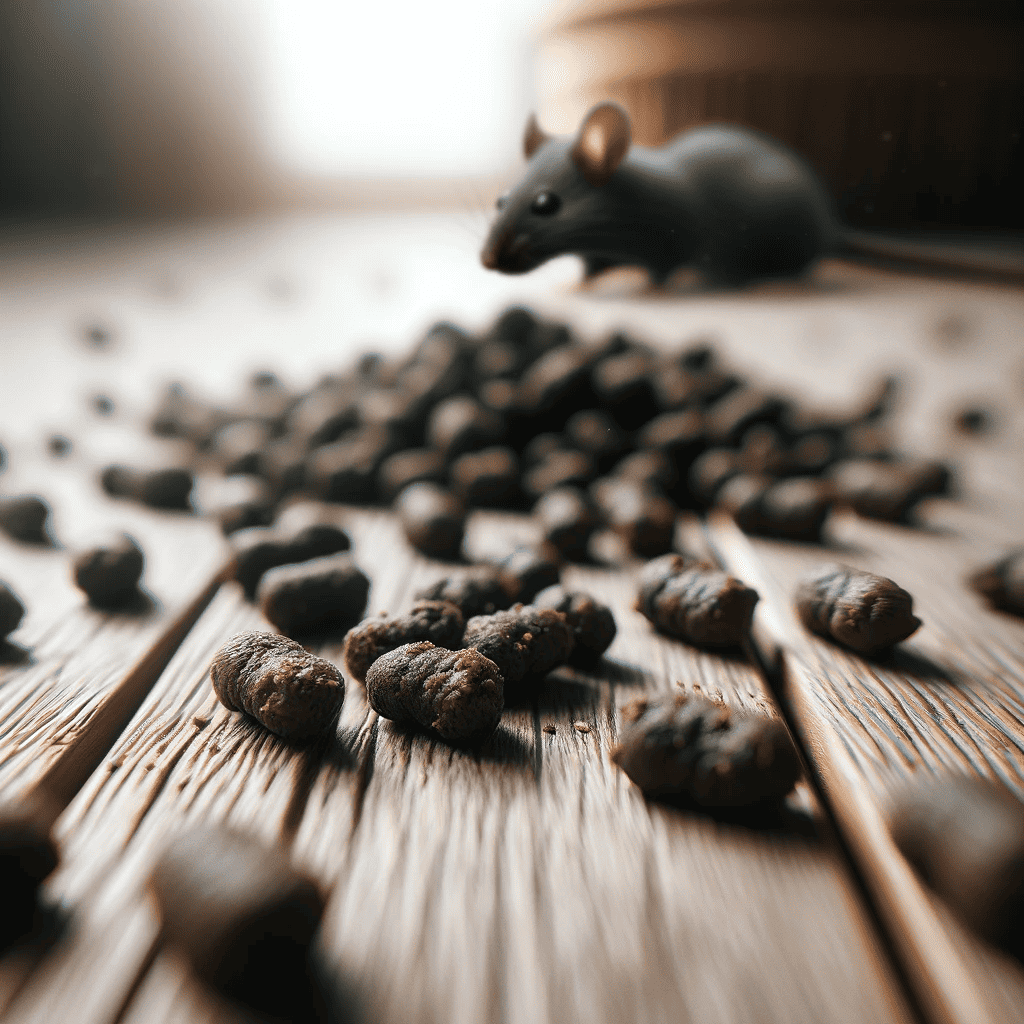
0 214 1022 1024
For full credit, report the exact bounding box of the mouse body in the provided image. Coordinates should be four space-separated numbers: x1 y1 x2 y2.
482 103 837 287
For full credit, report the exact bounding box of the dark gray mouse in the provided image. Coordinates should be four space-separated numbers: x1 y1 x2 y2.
481 102 836 288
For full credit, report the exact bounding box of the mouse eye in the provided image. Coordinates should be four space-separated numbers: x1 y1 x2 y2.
495 193 509 210
531 192 561 216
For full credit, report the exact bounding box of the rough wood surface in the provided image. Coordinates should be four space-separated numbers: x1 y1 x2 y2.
1 214 1022 1024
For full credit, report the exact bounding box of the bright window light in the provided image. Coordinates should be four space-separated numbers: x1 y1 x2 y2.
261 0 554 178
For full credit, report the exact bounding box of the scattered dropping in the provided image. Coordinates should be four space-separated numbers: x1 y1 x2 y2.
415 567 511 618
72 533 145 608
365 641 504 743
47 434 72 458
91 394 116 416
100 464 194 511
395 481 466 560
795 563 921 655
534 486 599 561
0 495 52 545
534 585 616 665
543 724 556 734
210 631 346 739
591 477 677 557
463 604 574 685
636 554 759 648
573 721 591 733
611 693 801 806
150 825 328 1021
257 553 370 639
496 545 561 604
889 775 1024 950
0 582 26 640
952 406 994 436
231 521 351 598
717 474 832 541
970 549 1024 617
344 600 465 683
0 797 59 952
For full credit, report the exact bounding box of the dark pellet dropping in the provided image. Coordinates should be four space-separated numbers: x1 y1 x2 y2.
210 630 345 738
706 386 789 446
497 545 561 604
953 406 994 436
591 478 677 557
0 581 26 639
636 554 759 648
47 434 72 458
395 482 465 560
611 450 679 495
611 693 801 807
72 533 145 607
150 825 329 1021
716 474 832 541
591 350 658 429
91 394 115 416
970 549 1024 617
427 395 504 460
310 426 398 503
651 363 738 412
565 409 630 471
0 797 60 952
415 568 512 619
637 409 707 468
889 776 1024 949
231 520 351 599
521 433 565 468
829 459 927 522
534 585 616 665
522 449 596 499
344 600 464 683
366 641 504 743
463 604 574 685
257 553 370 639
795 563 921 655
517 345 593 418
688 448 741 508
100 465 193 511
534 486 598 561
378 448 447 503
0 495 52 544
210 420 271 476
196 474 274 535
450 446 520 507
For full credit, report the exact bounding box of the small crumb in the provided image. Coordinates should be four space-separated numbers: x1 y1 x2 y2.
573 721 591 733
92 394 116 416
107 760 122 771
145 762 155 771
47 434 72 457
542 724 556 735
193 715 210 728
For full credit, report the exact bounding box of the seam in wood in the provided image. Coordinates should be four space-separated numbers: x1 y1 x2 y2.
28 568 226 811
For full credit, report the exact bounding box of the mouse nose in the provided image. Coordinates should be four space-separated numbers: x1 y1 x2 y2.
480 242 500 270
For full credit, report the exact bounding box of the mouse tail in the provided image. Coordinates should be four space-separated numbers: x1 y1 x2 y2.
836 228 1024 282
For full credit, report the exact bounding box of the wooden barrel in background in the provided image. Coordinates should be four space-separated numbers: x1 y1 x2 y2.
535 0 1023 230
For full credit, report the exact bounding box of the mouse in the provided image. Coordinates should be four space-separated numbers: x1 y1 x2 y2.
481 102 1016 287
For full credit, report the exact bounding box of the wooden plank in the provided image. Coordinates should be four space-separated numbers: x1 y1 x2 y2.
5 507 914 1024
0 445 229 808
707 509 1024 1024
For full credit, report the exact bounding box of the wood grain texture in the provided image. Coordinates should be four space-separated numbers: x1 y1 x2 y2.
707 508 1024 1024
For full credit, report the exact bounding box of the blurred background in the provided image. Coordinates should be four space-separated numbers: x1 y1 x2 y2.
1 0 1021 230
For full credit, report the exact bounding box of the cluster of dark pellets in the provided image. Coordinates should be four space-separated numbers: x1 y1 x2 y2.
72 533 145 608
534 585 616 665
0 582 26 640
210 631 346 739
0 797 60 952
794 563 921 656
969 549 1024 617
611 693 801 807
127 308 953 555
462 605 575 685
0 495 52 545
150 825 341 1023
365 642 505 742
231 519 352 598
636 554 759 649
889 775 1024 951
344 601 465 683
257 553 370 639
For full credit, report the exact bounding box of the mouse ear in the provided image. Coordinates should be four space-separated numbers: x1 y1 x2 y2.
523 114 550 159
570 102 631 187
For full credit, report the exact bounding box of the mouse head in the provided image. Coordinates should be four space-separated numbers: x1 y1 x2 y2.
481 102 632 274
